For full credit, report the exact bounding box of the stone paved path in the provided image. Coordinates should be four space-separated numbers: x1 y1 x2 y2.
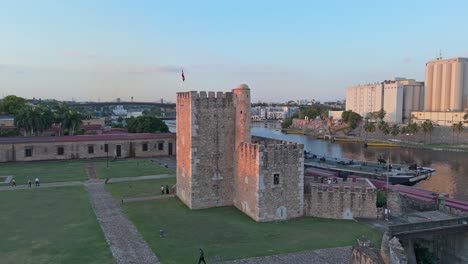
86 163 98 179
0 181 83 191
107 174 175 183
85 181 159 264
122 194 175 203
221 246 352 264
0 174 176 192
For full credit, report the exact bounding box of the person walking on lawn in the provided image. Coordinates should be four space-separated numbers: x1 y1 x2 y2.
198 248 206 264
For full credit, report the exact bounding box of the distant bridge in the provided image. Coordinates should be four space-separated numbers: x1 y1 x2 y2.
66 101 176 108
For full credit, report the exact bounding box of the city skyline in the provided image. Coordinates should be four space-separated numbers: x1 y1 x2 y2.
1 1 468 102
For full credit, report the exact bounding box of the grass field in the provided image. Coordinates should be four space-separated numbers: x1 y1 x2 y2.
0 186 114 264
0 161 88 184
96 160 175 179
106 177 176 199
124 198 382 263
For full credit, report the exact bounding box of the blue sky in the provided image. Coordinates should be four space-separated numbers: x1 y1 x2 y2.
1 0 467 102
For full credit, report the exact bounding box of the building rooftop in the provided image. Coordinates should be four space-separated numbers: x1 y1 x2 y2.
0 133 175 144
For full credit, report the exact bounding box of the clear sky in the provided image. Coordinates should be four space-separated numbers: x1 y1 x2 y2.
1 0 467 103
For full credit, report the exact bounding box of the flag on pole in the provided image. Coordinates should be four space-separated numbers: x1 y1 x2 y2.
181 69 185 82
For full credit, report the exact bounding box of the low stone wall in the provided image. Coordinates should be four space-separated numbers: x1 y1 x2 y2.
350 244 384 264
380 232 407 264
386 190 437 217
304 178 377 219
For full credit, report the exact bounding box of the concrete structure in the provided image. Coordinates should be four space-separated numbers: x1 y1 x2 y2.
176 85 305 222
411 111 468 127
346 78 424 123
0 115 15 127
251 106 299 121
383 79 424 123
0 133 175 162
346 83 383 119
425 57 468 112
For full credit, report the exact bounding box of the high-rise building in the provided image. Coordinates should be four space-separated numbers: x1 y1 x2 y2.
345 83 383 118
424 57 468 111
383 79 424 123
346 78 424 123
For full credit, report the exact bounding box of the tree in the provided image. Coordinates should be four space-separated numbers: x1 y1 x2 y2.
421 120 434 144
407 122 419 135
377 109 386 120
391 124 400 137
464 112 468 123
14 106 34 136
62 109 83 136
281 118 293 129
342 110 362 130
452 121 464 144
0 95 27 114
364 121 376 139
126 116 169 133
14 105 54 136
378 121 390 139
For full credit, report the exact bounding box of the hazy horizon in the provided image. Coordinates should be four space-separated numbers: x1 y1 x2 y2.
1 1 467 103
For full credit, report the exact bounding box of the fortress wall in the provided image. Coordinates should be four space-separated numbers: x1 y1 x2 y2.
183 91 236 209
257 143 304 221
234 142 262 221
176 91 195 208
304 178 377 219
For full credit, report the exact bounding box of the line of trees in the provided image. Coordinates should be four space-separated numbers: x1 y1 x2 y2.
0 95 84 136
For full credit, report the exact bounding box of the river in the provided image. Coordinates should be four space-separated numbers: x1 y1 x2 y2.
251 122 468 201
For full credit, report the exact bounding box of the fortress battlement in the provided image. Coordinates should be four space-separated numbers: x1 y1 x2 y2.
304 177 376 195
239 142 261 159
176 91 234 107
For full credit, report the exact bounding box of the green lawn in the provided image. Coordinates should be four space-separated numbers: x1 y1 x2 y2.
124 198 382 263
0 161 88 184
0 186 114 264
96 160 175 179
106 177 176 199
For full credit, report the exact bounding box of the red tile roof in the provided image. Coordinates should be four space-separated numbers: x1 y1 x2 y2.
0 133 175 144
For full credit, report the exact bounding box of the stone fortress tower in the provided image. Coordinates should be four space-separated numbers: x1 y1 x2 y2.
176 84 305 222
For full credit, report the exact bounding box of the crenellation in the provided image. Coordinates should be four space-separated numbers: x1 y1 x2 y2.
177 84 375 222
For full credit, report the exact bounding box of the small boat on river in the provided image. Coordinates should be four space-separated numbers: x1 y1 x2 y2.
304 152 435 186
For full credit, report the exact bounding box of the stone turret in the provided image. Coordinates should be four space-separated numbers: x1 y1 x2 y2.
233 84 251 148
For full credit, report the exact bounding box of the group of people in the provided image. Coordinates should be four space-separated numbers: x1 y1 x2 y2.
11 178 40 187
320 177 338 184
160 184 170 194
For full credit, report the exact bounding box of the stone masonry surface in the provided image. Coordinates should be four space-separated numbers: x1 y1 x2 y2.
221 246 352 264
176 85 306 222
304 177 377 219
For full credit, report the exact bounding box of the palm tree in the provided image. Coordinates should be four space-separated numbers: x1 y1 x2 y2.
63 109 83 136
391 124 400 137
14 106 34 136
407 122 419 135
53 103 70 136
464 112 468 124
421 120 434 144
378 120 390 139
452 121 464 144
364 121 376 140
34 105 53 135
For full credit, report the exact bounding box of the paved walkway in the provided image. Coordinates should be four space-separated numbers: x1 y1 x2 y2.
85 181 159 264
108 174 175 183
222 246 352 264
122 194 175 203
0 181 83 191
86 163 98 179
0 174 176 192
